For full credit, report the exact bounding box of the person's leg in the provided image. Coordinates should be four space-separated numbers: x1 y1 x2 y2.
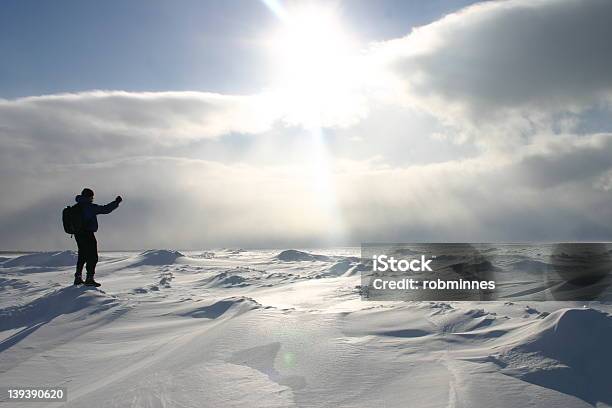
74 234 86 284
84 233 100 285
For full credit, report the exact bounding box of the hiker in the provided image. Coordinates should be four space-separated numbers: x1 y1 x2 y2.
73 188 122 287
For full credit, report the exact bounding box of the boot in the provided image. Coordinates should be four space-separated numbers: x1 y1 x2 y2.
84 275 101 287
74 274 84 285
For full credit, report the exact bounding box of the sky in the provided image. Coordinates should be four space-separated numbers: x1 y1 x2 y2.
1 0 612 250
0 0 478 98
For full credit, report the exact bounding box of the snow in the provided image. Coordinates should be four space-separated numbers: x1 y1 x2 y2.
129 249 185 266
3 250 77 267
0 248 610 407
275 249 331 262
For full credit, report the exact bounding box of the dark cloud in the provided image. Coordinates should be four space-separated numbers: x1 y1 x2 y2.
386 0 612 120
517 134 612 188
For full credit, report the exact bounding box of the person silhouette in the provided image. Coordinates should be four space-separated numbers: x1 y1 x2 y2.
73 188 122 286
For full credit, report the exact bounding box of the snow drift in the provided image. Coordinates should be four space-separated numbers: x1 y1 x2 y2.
499 308 612 405
130 249 185 266
2 250 77 267
275 249 330 262
179 297 261 319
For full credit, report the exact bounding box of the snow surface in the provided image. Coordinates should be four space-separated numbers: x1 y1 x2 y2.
0 248 610 407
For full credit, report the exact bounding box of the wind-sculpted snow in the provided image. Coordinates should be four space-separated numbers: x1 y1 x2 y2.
323 260 354 277
0 248 610 407
130 249 185 266
275 249 331 262
508 259 552 273
0 277 29 291
0 287 121 331
0 286 128 373
179 296 262 319
2 250 77 267
431 307 502 333
190 251 215 259
203 270 250 288
498 308 612 405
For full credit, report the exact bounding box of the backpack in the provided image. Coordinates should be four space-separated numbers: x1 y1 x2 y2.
62 203 84 234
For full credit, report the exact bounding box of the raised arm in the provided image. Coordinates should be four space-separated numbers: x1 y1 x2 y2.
94 196 122 215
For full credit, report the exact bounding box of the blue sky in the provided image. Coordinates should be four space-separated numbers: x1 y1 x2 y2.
0 0 478 98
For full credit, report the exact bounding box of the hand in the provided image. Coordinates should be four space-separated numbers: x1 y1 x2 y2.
116 195 123 203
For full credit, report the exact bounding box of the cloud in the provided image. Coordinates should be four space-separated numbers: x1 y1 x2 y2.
516 133 612 188
0 87 373 166
0 91 282 163
0 156 353 250
3 133 612 250
377 0 612 138
336 135 612 242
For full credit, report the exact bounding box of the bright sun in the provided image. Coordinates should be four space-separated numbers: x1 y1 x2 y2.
265 5 366 128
